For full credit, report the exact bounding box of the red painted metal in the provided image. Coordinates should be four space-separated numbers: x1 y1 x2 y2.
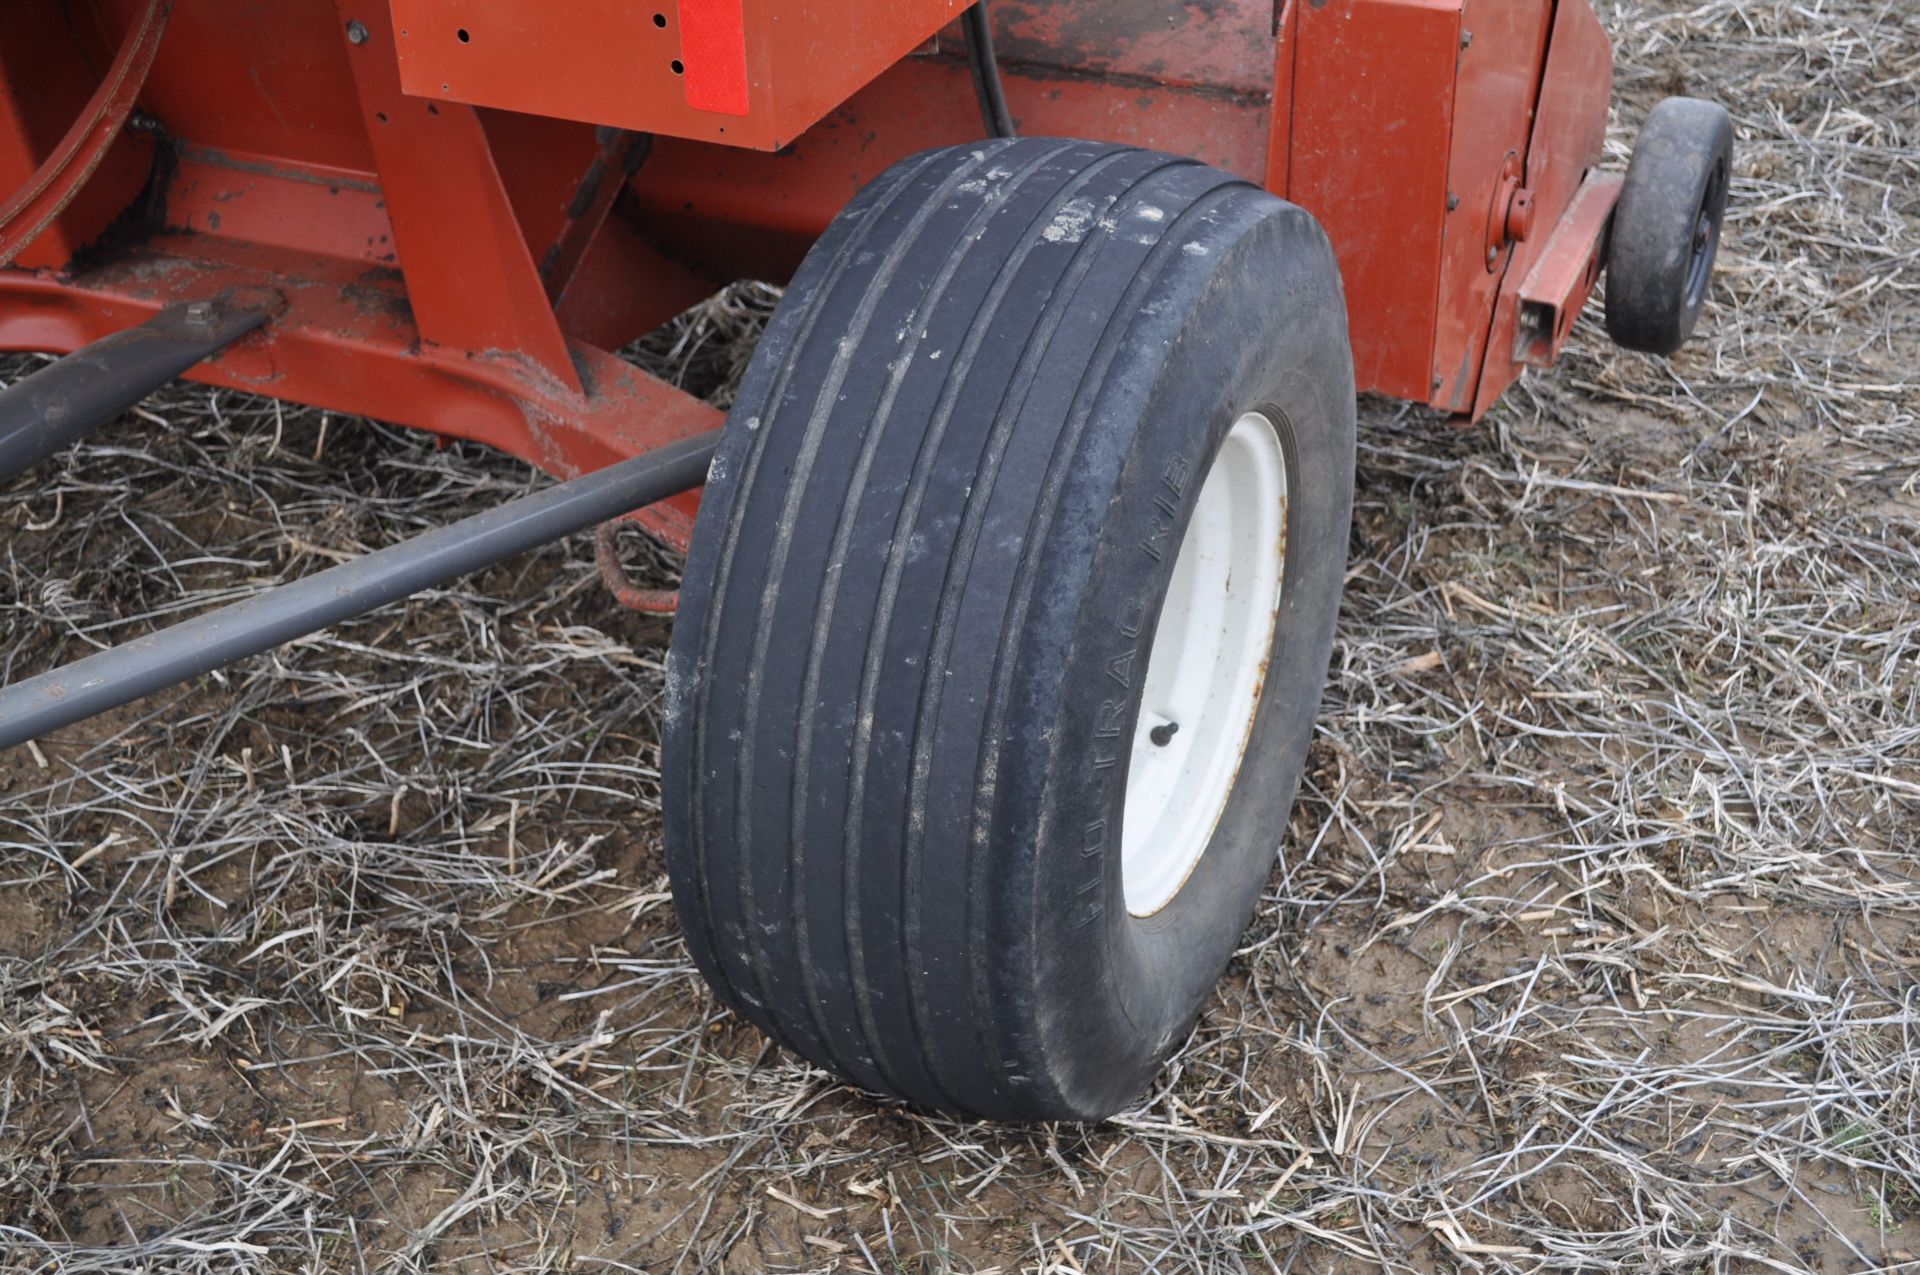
630 53 1271 286
538 131 650 301
1263 0 1302 198
1274 0 1617 416
0 234 716 550
969 0 1276 96
165 146 392 264
1469 0 1615 418
0 0 1629 531
335 0 582 392
0 8 155 272
1514 173 1621 369
387 0 973 150
1281 0 1464 405
1430 0 1555 415
595 521 681 615
0 0 169 268
553 213 721 355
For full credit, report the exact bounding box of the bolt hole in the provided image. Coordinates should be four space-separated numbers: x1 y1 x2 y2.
456 27 469 42
376 111 388 124
653 12 667 27
670 58 685 74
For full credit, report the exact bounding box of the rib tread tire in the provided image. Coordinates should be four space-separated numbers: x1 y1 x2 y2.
664 138 1354 1119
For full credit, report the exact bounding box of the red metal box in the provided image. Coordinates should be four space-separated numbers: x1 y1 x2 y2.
387 0 971 150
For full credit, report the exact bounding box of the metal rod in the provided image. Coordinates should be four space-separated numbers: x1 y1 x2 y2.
0 292 277 483
0 429 719 750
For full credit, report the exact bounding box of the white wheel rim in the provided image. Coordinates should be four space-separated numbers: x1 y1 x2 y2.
1121 410 1289 917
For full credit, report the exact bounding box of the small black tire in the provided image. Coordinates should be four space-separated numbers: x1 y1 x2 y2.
1606 96 1734 356
662 138 1355 1121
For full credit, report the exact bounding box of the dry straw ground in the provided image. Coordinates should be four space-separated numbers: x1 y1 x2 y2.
3 1 1917 1271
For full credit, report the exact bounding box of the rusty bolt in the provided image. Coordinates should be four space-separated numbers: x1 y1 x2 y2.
346 20 369 44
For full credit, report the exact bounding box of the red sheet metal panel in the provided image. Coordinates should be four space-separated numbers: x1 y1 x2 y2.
0 0 158 271
633 54 1272 283
164 148 394 264
87 0 378 174
1471 0 1614 417
1429 0 1554 414
0 0 168 269
1280 0 1606 417
337 1 580 392
386 0 973 151
1284 0 1463 404
1263 0 1301 196
970 0 1276 98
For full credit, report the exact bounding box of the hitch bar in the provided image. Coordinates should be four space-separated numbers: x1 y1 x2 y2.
0 293 278 483
0 429 719 751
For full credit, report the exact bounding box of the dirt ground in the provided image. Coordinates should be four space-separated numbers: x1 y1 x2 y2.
3 2 1918 1272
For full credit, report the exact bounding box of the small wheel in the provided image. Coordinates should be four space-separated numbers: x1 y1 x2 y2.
1606 96 1734 356
662 138 1355 1120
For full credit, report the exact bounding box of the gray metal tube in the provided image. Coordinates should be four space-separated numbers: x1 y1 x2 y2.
0 294 277 483
0 429 718 750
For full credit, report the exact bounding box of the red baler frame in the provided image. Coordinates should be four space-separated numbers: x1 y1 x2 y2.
0 0 1622 549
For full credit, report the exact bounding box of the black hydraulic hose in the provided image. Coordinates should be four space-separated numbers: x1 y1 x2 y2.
0 429 720 751
0 296 275 485
962 2 1017 139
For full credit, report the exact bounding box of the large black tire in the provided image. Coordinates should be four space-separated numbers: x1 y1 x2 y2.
1606 97 1734 356
662 138 1355 1120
